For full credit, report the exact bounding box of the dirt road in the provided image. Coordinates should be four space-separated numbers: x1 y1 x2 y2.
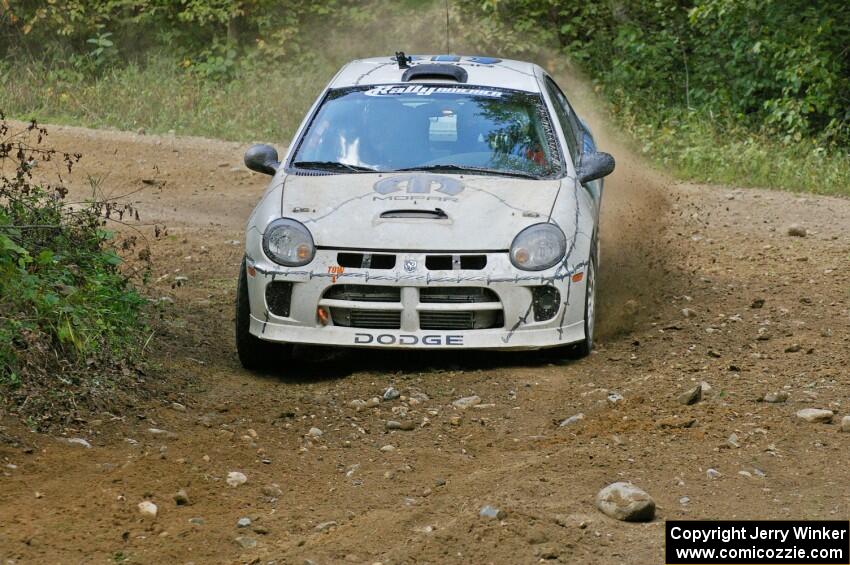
1 122 849 564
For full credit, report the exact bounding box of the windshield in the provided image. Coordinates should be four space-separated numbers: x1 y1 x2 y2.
291 85 561 178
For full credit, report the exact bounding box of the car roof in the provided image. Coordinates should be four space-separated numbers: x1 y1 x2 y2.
330 55 544 93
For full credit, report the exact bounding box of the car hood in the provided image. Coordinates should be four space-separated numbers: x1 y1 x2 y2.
280 172 564 251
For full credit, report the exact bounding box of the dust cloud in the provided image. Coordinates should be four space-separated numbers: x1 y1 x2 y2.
535 56 678 337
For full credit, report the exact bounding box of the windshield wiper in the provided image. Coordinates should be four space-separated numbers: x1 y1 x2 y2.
394 164 541 179
292 160 379 173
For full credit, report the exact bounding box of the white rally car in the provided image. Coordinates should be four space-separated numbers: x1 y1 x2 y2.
236 53 614 370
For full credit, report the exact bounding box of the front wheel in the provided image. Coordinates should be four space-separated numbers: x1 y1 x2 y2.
569 254 596 358
235 258 291 371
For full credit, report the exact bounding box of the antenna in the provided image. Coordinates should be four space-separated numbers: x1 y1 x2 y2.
445 0 450 54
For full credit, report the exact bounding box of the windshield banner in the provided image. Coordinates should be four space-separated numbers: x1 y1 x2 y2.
364 85 503 98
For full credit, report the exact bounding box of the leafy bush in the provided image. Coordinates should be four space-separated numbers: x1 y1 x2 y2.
0 115 149 424
459 0 849 147
457 0 850 193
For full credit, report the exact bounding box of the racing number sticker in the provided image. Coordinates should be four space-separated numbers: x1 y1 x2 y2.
328 265 344 283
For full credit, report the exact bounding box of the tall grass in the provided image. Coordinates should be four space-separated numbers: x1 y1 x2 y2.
619 107 850 196
0 54 330 142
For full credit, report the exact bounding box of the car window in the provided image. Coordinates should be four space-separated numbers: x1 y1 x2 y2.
543 77 582 162
291 85 562 178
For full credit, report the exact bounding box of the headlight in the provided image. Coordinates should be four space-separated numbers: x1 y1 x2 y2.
262 218 315 266
509 223 567 271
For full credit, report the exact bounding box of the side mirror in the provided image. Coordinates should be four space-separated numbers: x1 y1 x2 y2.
576 151 615 184
244 144 280 175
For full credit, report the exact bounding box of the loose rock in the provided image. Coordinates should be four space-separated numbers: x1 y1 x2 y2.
706 468 722 479
787 224 807 237
595 482 655 522
796 408 833 423
453 396 481 409
61 437 92 449
841 416 850 433
678 385 702 405
173 489 190 506
763 391 789 403
386 420 415 431
383 387 400 401
138 501 158 519
607 392 624 404
479 505 506 520
559 413 585 427
262 484 283 497
226 471 248 487
526 527 549 545
315 521 338 532
237 517 252 528
235 536 257 549
307 427 323 438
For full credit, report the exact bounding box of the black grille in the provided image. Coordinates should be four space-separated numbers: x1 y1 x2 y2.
420 310 503 330
324 285 401 303
425 255 487 270
265 281 293 317
419 287 499 304
337 253 396 269
331 309 401 329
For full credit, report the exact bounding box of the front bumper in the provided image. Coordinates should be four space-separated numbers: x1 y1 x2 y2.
245 249 589 350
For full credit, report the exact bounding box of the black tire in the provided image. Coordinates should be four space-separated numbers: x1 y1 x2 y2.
235 258 291 371
568 252 596 358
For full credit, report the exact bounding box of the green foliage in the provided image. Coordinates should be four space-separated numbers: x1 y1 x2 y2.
461 0 850 147
458 0 850 192
0 117 148 391
2 0 352 64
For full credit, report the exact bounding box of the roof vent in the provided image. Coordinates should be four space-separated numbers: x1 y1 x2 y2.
401 64 468 83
